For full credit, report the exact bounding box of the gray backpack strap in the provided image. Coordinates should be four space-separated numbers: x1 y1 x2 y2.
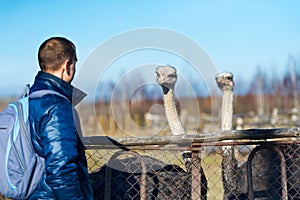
29 90 69 101
21 84 31 98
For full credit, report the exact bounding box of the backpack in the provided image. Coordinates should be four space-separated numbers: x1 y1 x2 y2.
0 87 67 199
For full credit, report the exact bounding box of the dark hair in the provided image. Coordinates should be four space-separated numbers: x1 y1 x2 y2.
38 37 77 71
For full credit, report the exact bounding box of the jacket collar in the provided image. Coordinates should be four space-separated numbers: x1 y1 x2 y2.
33 71 87 106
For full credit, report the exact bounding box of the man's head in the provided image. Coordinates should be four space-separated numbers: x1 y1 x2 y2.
38 37 77 83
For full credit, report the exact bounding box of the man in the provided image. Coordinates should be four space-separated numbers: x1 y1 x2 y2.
28 37 93 200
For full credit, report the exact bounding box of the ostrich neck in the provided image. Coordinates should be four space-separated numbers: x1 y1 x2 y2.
221 89 233 130
221 88 241 194
163 89 185 135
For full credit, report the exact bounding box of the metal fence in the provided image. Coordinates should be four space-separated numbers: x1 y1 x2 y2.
1 128 299 200
85 128 300 200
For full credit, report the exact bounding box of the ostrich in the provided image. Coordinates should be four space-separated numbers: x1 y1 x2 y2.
215 72 244 199
216 72 269 199
89 65 207 200
156 65 208 199
216 72 300 199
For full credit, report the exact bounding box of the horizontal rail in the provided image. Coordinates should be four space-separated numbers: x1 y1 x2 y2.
83 128 300 150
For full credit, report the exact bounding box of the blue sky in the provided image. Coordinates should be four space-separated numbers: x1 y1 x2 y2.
1 0 300 98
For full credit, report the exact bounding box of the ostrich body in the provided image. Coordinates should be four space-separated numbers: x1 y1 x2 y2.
216 72 243 199
155 66 185 135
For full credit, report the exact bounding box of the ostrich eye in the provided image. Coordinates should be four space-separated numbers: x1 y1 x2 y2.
226 76 232 81
156 72 160 77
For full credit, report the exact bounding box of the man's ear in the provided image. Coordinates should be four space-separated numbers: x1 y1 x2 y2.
63 59 71 75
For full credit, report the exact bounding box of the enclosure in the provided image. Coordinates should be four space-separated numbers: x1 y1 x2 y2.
85 128 300 200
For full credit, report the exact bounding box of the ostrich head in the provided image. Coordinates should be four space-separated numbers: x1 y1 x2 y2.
155 65 177 93
215 72 234 91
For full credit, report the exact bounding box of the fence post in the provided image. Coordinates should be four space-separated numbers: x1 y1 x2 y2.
191 150 202 200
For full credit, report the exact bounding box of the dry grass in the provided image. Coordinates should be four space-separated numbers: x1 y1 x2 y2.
202 153 224 200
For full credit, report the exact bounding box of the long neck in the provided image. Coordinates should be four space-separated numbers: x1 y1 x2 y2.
220 88 241 195
221 89 233 130
163 89 185 135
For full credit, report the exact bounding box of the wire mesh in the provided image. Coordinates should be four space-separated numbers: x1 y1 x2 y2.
0 135 299 200
87 141 300 200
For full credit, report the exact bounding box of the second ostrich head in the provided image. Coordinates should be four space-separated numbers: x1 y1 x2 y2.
215 72 234 91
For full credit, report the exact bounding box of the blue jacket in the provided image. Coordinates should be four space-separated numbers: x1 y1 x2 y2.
28 71 93 200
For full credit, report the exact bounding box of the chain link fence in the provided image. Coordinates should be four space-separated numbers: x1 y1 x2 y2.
1 129 299 200
85 128 300 200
